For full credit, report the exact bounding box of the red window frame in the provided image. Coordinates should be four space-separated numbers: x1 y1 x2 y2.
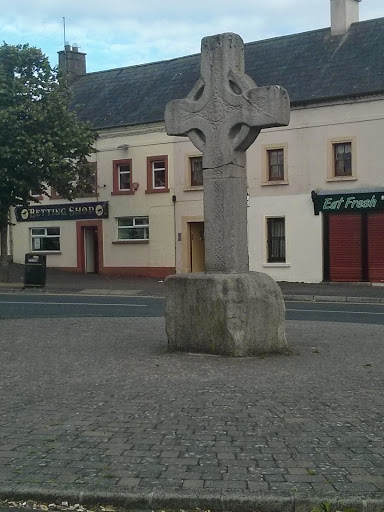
112 159 134 195
146 155 169 193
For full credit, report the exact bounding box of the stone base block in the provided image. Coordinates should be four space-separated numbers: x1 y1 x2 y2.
165 272 287 357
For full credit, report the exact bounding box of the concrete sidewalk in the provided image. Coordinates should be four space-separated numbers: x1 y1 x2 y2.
0 316 384 511
1 264 384 304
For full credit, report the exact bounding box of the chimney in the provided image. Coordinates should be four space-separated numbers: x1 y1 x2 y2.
330 0 362 35
58 44 86 82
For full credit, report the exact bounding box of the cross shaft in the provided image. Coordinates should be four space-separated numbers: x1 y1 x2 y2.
165 33 290 273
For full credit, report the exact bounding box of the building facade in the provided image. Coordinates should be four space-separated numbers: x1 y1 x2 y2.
11 124 177 278
8 0 384 282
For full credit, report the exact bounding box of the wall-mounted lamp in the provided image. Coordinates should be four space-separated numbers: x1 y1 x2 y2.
132 182 139 191
117 144 129 151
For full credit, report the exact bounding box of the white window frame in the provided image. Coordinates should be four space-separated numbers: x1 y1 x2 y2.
117 216 149 241
152 160 166 189
118 163 131 191
31 227 61 252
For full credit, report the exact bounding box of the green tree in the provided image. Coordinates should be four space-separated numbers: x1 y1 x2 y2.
0 42 97 267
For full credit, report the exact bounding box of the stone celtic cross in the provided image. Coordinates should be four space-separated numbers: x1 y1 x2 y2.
165 33 290 273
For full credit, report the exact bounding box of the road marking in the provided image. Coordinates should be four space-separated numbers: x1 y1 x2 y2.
0 301 147 307
286 308 384 316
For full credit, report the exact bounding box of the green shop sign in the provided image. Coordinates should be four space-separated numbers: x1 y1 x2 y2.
15 201 109 222
311 191 384 216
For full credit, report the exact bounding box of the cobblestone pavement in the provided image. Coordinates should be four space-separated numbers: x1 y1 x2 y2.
1 317 384 509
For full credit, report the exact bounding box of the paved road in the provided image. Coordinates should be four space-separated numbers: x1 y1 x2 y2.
1 293 384 324
0 294 164 319
286 300 384 324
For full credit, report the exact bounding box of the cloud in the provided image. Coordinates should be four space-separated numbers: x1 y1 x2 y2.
1 0 383 72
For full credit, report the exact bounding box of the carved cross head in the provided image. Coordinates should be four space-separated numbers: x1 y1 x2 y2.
165 33 290 169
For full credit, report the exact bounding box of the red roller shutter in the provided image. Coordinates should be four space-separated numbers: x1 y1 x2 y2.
368 213 384 283
329 214 362 282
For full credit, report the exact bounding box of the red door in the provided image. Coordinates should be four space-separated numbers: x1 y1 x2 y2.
329 214 362 282
368 214 384 283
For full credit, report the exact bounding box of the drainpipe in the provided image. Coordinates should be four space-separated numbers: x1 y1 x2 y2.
172 195 177 273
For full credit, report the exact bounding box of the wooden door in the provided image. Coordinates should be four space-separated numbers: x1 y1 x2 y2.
190 222 205 272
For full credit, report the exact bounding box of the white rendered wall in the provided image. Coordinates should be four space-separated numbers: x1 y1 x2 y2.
11 124 177 272
248 194 323 282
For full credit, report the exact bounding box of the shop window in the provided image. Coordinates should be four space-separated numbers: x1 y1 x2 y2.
31 227 60 252
267 217 286 263
189 156 203 187
112 159 134 195
262 144 288 185
146 156 169 193
117 216 149 241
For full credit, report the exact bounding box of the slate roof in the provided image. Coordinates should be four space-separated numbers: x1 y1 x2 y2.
71 17 384 130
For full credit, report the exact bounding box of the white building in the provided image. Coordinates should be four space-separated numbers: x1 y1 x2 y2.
9 0 384 282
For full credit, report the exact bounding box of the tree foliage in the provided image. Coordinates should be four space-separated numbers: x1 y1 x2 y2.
0 42 97 250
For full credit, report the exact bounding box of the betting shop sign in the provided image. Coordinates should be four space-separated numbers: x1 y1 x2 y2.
15 202 109 222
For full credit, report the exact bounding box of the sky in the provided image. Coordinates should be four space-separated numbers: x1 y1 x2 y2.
1 0 384 73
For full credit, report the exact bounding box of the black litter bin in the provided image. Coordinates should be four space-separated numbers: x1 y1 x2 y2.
24 253 47 287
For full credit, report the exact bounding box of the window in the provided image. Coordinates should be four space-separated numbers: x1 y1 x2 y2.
79 162 97 196
190 156 203 187
30 187 43 200
146 156 169 193
334 142 352 177
153 161 165 188
31 227 60 252
328 138 356 181
262 144 288 184
267 148 284 181
112 159 134 195
267 218 285 263
50 187 62 199
117 216 149 241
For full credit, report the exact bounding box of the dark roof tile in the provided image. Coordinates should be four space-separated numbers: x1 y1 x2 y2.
71 18 384 129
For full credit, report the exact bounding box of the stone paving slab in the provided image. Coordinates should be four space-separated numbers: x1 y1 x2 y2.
0 317 384 509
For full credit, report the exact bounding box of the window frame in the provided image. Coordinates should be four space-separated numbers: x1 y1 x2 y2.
189 155 203 188
29 187 43 200
327 137 357 182
115 216 150 244
266 217 286 263
50 187 62 200
112 159 134 195
146 155 169 193
262 144 288 185
30 226 61 253
267 148 284 181
79 161 98 197
334 142 352 177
